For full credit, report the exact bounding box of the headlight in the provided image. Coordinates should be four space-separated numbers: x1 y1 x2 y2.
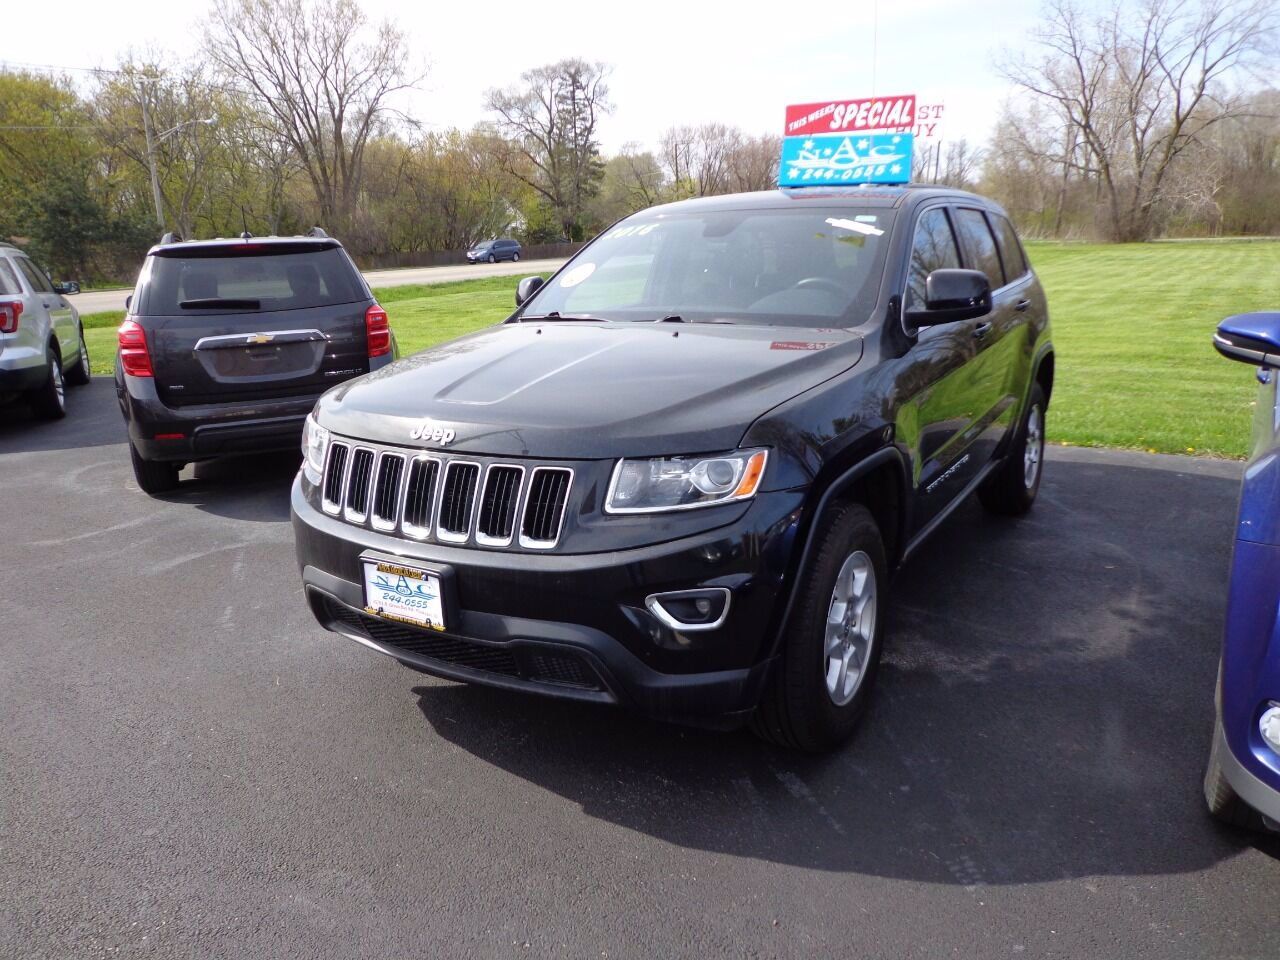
605 449 768 513
301 413 330 485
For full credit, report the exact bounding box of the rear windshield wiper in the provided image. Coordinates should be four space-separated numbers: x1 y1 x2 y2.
179 297 261 310
519 311 605 322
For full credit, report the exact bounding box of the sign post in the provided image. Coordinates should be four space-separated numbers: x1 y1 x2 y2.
780 95 917 188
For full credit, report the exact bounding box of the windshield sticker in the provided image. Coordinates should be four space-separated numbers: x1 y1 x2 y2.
603 223 661 240
855 215 878 222
825 217 885 237
771 340 838 351
558 262 596 288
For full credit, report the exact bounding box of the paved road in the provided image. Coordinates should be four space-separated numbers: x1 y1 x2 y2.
3 381 1278 959
72 258 568 315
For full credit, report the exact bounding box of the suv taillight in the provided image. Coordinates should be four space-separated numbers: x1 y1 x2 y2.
365 304 391 358
117 319 154 377
0 300 22 334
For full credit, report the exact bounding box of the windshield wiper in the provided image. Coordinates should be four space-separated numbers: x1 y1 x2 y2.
179 297 261 310
520 311 605 322
654 315 687 323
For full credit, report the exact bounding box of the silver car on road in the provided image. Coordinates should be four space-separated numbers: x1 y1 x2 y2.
0 242 91 419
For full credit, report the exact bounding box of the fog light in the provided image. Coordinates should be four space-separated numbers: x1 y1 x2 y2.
645 588 731 632
1260 703 1280 754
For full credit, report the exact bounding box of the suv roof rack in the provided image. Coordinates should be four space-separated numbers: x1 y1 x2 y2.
307 226 328 238
159 231 183 245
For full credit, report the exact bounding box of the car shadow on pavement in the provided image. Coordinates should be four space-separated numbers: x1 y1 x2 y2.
0 379 124 453
414 451 1280 884
161 453 301 524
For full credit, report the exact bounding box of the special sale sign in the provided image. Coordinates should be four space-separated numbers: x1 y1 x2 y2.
780 94 917 187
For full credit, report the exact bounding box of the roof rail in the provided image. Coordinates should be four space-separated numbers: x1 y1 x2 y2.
307 226 328 238
159 231 182 245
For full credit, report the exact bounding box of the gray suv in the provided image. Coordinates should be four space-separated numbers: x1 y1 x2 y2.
0 242 90 419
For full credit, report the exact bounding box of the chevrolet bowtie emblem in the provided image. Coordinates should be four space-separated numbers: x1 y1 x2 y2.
247 333 274 345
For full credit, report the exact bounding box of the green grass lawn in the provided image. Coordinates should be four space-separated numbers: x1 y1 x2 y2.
80 241 1279 459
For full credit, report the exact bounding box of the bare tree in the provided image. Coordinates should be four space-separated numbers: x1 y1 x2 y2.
204 0 415 232
486 59 611 241
1003 0 1278 240
659 124 778 197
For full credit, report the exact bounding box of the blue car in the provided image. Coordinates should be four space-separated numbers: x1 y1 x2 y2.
1206 311 1280 830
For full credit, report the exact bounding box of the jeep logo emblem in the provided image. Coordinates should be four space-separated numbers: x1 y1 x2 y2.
409 421 456 445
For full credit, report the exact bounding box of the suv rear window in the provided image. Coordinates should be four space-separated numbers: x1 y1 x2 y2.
136 246 365 316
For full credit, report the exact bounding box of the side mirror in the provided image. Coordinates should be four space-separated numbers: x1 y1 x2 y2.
515 275 545 307
53 281 80 295
1214 312 1280 367
905 269 992 328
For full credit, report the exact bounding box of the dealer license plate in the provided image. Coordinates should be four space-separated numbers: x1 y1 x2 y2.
362 560 445 631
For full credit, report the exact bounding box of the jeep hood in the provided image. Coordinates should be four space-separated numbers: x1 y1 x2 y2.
316 322 863 459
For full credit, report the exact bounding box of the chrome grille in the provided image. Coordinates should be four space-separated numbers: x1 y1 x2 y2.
322 442 349 513
476 465 524 546
370 453 405 531
521 468 573 547
344 448 375 522
319 437 573 549
438 461 482 542
400 456 440 538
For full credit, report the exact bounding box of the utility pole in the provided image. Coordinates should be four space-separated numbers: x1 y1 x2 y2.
140 82 165 230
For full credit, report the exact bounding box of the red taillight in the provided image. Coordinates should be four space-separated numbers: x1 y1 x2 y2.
0 300 22 334
117 319 154 377
365 304 391 358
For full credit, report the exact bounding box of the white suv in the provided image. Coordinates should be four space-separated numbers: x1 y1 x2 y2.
0 242 91 419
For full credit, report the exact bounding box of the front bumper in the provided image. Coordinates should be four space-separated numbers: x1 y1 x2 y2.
1214 717 1280 823
291 475 805 725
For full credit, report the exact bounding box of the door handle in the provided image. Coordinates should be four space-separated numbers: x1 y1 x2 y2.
973 321 993 339
1015 299 1031 312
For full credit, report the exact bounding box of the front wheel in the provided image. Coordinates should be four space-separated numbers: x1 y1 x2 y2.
512 252 520 262
979 383 1046 516
130 444 181 495
752 502 887 752
487 254 496 264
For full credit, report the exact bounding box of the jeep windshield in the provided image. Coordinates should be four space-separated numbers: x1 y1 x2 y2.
517 206 896 328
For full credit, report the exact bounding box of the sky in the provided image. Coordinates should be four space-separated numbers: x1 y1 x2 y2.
6 0 1047 151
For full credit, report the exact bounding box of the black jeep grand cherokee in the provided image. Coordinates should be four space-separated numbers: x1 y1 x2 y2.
292 186 1053 751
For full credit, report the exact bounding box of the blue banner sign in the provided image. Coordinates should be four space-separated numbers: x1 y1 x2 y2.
779 132 914 187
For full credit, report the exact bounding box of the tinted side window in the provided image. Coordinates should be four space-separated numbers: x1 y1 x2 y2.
0 260 20 296
905 208 961 312
953 209 1005 288
16 258 54 294
992 215 1029 280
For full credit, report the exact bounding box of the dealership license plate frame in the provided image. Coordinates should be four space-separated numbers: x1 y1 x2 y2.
360 553 457 633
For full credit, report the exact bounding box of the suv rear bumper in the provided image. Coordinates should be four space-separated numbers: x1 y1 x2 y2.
116 369 320 461
292 474 804 726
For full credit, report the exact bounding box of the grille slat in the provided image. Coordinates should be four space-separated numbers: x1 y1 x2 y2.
477 465 523 544
322 442 349 512
438 462 480 541
521 468 572 546
344 448 375 521
370 454 405 530
401 457 440 537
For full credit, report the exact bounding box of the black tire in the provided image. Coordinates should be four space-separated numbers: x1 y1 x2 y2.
487 254 496 264
28 353 67 420
1204 716 1266 831
752 502 887 752
130 444 181 495
978 382 1046 516
512 252 520 262
66 330 91 386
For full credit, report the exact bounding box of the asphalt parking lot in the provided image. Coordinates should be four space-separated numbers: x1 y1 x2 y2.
3 380 1278 959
